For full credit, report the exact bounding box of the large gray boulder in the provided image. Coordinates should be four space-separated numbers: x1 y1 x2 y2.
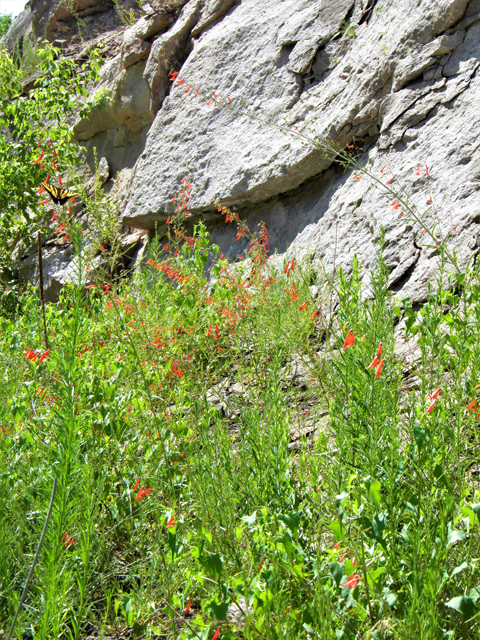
119 0 480 303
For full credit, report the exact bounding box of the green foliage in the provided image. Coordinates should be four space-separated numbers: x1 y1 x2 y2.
2 208 480 639
0 43 106 268
0 12 12 38
3 36 480 640
113 0 139 26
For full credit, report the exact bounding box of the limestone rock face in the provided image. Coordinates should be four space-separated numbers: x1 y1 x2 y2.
3 0 480 304
121 0 480 303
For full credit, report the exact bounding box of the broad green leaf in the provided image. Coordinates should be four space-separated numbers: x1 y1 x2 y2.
328 562 344 587
446 596 477 620
329 519 345 541
451 562 469 577
447 529 466 546
278 512 301 532
368 480 382 507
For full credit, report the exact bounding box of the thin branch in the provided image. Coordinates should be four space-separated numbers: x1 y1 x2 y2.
37 231 49 350
7 477 57 640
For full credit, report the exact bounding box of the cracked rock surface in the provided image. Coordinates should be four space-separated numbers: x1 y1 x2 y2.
4 0 480 303
119 0 480 301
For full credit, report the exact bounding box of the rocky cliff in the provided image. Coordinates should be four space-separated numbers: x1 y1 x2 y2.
4 0 480 303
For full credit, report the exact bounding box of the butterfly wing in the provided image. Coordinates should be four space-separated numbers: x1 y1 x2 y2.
41 183 79 205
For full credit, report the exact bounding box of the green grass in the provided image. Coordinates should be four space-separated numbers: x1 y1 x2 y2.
1 213 480 640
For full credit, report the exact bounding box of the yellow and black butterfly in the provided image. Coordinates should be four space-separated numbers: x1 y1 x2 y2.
41 182 79 205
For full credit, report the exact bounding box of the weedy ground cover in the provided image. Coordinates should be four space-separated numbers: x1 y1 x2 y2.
1 43 480 640
1 198 480 640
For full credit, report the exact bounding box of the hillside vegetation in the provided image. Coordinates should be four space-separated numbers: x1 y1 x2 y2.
1 37 480 640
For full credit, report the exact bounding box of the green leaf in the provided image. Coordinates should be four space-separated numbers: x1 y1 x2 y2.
132 621 145 639
383 587 397 607
328 562 344 587
413 424 429 449
242 512 257 528
433 464 452 490
366 566 385 589
278 512 301 533
451 562 469 577
447 529 465 546
209 601 229 620
471 503 480 522
329 520 345 541
368 480 382 507
199 552 223 579
446 596 477 621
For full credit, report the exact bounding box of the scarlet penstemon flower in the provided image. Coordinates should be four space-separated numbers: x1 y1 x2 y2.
429 388 441 400
135 486 153 502
467 398 477 411
342 330 356 350
374 359 384 378
424 398 438 414
367 357 380 370
340 573 360 589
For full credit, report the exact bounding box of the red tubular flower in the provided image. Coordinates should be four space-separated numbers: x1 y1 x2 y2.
428 388 441 400
342 331 356 350
166 514 175 528
424 398 438 414
374 359 384 378
311 309 319 318
212 627 220 640
185 600 191 614
38 349 50 363
366 355 380 370
33 150 44 164
135 487 152 502
468 398 477 411
298 301 309 311
341 573 360 589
